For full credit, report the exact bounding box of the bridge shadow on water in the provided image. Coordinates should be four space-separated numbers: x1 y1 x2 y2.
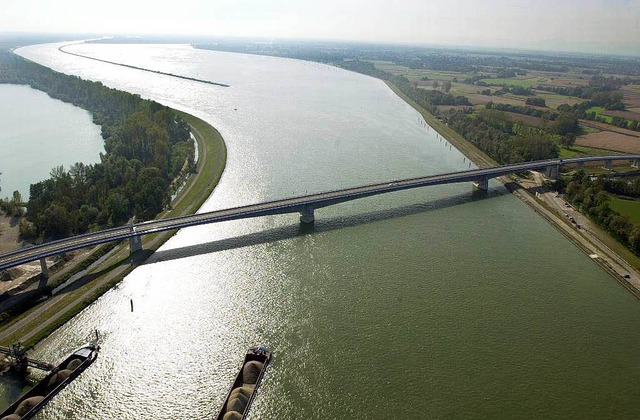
147 188 505 266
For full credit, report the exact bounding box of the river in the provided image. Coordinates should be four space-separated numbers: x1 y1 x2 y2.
3 42 639 419
0 84 103 200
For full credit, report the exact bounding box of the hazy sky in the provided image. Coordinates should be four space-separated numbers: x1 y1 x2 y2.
3 0 639 54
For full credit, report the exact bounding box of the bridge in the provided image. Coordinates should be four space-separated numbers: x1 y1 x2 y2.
1 155 639 275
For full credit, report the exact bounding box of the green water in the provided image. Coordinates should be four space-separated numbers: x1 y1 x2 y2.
6 43 640 419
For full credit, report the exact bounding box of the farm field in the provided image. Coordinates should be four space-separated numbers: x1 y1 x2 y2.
478 77 538 87
504 112 545 127
577 131 640 153
610 196 640 224
601 109 640 121
621 85 640 108
558 145 623 158
535 91 585 108
372 61 475 82
581 120 640 138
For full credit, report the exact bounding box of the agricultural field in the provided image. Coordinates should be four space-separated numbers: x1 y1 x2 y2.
587 106 613 123
576 131 640 153
368 50 639 168
610 196 640 224
621 85 640 109
478 77 538 87
580 120 640 138
466 94 528 107
534 91 585 108
504 112 545 127
558 145 624 159
372 61 475 82
601 109 640 121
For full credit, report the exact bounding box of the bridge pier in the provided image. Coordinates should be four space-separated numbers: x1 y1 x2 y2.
473 177 488 191
632 159 640 168
604 160 613 170
545 164 560 179
129 235 142 254
39 258 49 279
576 162 585 169
299 206 315 224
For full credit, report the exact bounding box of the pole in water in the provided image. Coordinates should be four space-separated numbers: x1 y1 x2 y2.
130 299 134 312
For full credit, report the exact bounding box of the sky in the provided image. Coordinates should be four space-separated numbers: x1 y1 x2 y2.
2 0 639 55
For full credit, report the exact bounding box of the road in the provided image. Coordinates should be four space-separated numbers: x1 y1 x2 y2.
515 172 640 295
3 155 640 272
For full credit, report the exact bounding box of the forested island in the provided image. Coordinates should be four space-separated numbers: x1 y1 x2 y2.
0 50 195 240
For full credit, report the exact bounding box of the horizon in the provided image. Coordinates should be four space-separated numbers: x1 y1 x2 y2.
2 0 638 56
3 31 640 60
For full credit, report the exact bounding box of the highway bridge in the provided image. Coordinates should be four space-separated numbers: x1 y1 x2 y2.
2 155 639 275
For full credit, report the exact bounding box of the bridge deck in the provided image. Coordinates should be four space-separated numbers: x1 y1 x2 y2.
1 155 639 271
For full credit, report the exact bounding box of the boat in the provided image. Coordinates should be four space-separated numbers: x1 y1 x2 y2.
215 345 272 420
0 345 99 420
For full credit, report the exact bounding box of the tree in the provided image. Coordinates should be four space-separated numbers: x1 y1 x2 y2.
526 97 546 107
559 133 576 148
552 112 579 135
630 227 640 254
443 81 452 93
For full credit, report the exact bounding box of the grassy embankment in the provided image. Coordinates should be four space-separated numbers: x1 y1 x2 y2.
0 112 226 348
384 81 497 168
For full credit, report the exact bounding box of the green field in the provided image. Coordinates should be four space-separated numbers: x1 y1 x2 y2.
537 92 586 109
479 78 538 87
586 106 614 123
558 145 622 158
610 196 640 224
372 61 474 81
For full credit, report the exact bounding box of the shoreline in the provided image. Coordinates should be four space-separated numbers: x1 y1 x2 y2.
0 110 226 349
385 80 640 298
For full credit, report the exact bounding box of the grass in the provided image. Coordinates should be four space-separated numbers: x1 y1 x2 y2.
537 92 586 109
579 124 601 135
372 62 474 82
479 78 537 87
559 145 621 158
610 196 640 224
587 106 614 124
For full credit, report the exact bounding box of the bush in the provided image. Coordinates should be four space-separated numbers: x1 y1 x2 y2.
19 219 38 240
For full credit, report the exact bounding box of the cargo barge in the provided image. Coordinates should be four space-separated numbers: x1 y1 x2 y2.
0 345 98 420
215 345 272 420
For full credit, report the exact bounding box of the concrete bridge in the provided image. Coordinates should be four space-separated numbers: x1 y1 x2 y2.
2 155 639 275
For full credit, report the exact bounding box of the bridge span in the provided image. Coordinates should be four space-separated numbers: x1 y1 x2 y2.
2 155 639 274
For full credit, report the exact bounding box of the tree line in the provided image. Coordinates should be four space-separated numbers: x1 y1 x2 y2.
0 51 194 240
564 173 640 255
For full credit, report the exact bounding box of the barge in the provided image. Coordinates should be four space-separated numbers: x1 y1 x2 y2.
215 345 272 420
0 345 99 420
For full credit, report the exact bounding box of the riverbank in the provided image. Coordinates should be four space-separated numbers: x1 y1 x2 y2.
0 111 226 348
386 80 640 298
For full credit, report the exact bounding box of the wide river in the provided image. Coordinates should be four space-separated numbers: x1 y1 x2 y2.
5 42 640 419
